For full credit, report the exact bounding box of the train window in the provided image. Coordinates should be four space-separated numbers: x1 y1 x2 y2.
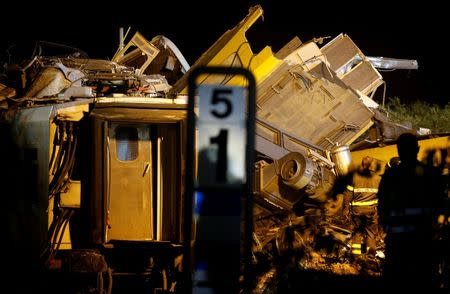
116 126 139 161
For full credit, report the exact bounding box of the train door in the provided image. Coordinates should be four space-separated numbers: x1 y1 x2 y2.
107 123 153 241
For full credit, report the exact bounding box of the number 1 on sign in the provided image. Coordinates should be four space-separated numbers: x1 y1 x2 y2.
210 129 228 182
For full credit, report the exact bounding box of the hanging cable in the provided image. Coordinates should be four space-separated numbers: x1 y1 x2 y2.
49 120 79 199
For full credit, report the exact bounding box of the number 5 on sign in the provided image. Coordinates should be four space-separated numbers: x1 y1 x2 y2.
197 85 246 185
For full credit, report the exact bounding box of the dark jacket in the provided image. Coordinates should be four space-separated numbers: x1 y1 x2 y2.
378 160 443 230
346 169 381 204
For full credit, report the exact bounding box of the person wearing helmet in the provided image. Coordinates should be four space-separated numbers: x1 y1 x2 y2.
344 156 382 256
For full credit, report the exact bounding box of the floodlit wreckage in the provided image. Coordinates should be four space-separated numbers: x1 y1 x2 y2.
1 5 447 293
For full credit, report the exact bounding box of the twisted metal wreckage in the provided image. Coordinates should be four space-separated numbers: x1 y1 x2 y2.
2 4 447 293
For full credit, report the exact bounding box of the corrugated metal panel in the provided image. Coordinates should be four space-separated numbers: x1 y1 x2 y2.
321 34 383 97
341 61 383 95
256 63 373 149
321 35 360 72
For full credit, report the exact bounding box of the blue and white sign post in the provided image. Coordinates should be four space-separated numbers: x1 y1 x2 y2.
185 67 255 293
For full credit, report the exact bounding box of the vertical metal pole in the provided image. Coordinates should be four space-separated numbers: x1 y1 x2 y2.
119 27 124 50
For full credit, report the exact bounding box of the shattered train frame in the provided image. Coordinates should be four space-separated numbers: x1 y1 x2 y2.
1 4 448 293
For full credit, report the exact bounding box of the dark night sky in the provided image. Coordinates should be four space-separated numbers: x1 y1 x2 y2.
1 0 448 105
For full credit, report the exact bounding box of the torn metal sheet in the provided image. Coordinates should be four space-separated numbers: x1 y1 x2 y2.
113 32 160 74
145 35 190 85
25 67 72 98
169 5 283 95
150 35 190 73
112 33 190 86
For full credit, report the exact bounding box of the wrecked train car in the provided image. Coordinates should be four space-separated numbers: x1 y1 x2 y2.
2 33 191 293
2 4 442 293
170 5 386 274
170 5 448 288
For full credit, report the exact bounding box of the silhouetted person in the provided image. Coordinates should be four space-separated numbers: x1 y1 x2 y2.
378 133 444 292
384 156 401 172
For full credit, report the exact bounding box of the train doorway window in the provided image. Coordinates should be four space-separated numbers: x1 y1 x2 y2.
115 126 139 161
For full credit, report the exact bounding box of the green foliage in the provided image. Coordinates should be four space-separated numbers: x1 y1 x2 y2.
383 97 450 133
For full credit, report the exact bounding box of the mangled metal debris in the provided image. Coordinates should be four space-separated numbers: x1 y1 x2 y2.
113 32 189 85
0 31 190 109
169 5 423 286
2 4 442 294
